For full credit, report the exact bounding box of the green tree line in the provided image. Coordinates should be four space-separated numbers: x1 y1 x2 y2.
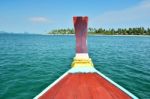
48 27 150 35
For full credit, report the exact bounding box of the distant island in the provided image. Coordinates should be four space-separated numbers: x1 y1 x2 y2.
48 27 150 35
0 31 34 35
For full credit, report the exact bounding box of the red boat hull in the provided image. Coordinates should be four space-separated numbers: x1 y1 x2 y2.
39 73 131 99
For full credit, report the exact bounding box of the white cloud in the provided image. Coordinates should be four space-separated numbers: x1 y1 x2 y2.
29 17 50 24
92 0 150 25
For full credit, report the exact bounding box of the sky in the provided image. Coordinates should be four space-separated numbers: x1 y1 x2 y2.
0 0 150 34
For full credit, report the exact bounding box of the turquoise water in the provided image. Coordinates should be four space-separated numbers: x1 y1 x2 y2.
0 34 150 99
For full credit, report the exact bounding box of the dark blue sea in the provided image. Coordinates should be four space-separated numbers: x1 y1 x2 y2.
0 34 150 99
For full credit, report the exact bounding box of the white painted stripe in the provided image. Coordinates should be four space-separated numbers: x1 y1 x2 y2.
75 53 89 59
69 66 97 73
33 69 71 99
95 70 139 99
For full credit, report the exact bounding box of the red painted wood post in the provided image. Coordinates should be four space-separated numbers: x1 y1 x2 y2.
73 16 88 53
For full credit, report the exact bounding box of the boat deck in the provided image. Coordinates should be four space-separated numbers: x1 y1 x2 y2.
38 73 131 99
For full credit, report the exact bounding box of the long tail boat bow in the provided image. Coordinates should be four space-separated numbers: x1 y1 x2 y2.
34 16 138 99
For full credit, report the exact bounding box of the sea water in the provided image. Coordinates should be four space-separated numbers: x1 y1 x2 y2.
0 34 150 99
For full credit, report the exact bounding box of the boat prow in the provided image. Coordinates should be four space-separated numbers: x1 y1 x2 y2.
34 16 138 99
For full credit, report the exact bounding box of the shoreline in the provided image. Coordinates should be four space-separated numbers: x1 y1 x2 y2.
45 34 150 37
1 33 150 37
